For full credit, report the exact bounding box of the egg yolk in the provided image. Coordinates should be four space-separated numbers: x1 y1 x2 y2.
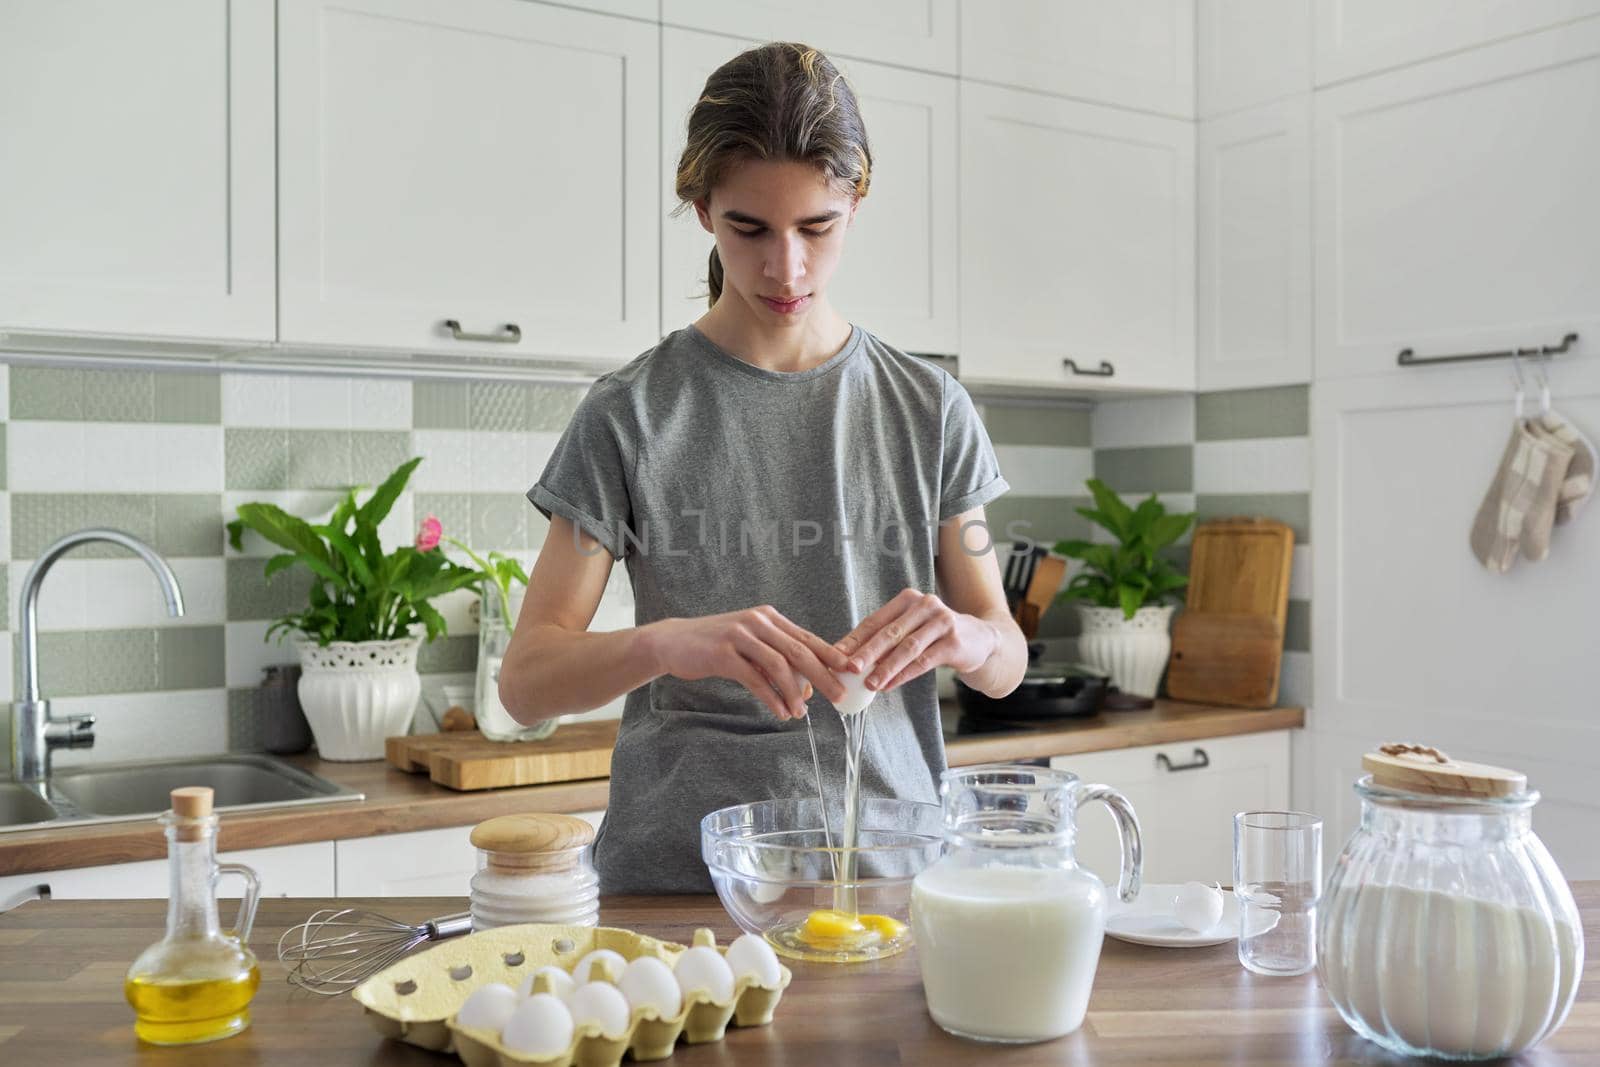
797 909 907 951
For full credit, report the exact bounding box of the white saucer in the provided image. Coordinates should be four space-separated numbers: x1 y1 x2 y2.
1104 884 1272 948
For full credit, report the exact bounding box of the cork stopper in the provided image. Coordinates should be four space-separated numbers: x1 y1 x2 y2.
170 787 214 841
470 813 594 872
1363 743 1526 799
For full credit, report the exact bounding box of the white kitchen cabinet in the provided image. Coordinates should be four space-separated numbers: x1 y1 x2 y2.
960 0 1194 117
1197 98 1312 390
1050 731 1291 885
0 0 275 341
1313 0 1600 86
335 812 605 896
1311 361 1600 879
1197 0 1311 117
1314 19 1600 378
0 842 336 902
959 82 1195 393
660 28 959 353
277 0 659 362
659 0 958 75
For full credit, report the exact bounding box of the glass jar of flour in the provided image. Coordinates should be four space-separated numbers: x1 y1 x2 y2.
1318 744 1583 1060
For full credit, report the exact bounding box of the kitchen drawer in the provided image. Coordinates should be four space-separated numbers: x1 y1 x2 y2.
1050 730 1290 886
0 842 336 902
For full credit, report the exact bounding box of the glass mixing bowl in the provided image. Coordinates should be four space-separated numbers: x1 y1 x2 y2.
701 797 943 963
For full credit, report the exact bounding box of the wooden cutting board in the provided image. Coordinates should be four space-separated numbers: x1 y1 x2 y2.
385 721 619 791
1166 518 1294 708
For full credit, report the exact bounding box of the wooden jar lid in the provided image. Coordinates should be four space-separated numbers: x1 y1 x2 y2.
471 813 594 872
1362 743 1527 798
170 786 214 841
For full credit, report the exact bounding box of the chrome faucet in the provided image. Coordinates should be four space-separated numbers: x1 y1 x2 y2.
11 529 185 782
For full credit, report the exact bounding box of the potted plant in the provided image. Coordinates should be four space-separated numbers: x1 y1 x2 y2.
1054 479 1195 698
227 458 483 760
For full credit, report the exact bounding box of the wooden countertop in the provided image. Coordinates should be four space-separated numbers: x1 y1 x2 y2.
0 700 1302 877
1 886 1594 1065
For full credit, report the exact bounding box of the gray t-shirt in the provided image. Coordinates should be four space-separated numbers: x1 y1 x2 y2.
527 323 1009 893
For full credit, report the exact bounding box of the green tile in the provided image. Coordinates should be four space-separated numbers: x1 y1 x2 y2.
527 507 550 550
0 422 7 490
11 366 84 420
1196 385 1310 442
227 557 315 621
471 494 527 552
79 495 158 558
980 495 1094 552
158 626 226 690
287 430 352 489
82 368 155 422
225 429 289 490
155 495 224 557
11 494 85 559
82 628 159 695
1194 493 1311 544
527 385 588 431
1094 446 1194 494
23 631 86 697
350 433 412 487
1284 598 1311 653
415 494 471 547
982 404 1093 448
469 382 528 432
413 381 470 429
418 634 476 674
153 371 222 424
227 687 265 752
0 568 8 631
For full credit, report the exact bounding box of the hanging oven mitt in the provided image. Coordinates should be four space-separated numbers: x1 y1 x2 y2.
1470 419 1575 572
1528 412 1595 525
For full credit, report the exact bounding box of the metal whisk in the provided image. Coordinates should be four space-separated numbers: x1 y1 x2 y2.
277 907 473 995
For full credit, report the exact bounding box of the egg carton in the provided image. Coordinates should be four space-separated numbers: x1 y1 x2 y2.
352 923 791 1066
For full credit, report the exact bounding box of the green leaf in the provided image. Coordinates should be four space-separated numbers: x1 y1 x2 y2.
325 527 374 587
263 553 300 579
232 504 345 587
1117 582 1144 619
225 518 246 553
1150 512 1195 551
1086 479 1134 539
356 456 422 530
413 601 448 642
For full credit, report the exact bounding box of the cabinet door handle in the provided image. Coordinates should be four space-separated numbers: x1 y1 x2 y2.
1156 748 1209 773
444 319 522 344
1063 358 1114 377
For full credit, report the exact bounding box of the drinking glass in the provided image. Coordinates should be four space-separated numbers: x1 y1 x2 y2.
1233 810 1321 976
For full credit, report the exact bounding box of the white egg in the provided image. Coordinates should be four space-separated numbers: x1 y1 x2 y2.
571 948 627 986
725 933 782 988
567 980 632 1039
500 993 574 1058
517 965 575 1002
832 670 875 716
618 955 682 1018
673 945 736 1003
1173 881 1224 932
455 982 520 1033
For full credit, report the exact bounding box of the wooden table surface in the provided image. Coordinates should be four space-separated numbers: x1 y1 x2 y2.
2 883 1594 1066
0 700 1302 877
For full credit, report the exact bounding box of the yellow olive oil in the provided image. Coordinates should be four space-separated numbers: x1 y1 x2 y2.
125 963 261 1044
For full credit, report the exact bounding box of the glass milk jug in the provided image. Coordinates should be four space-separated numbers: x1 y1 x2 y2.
474 581 553 742
911 764 1142 1043
124 787 262 1045
1318 744 1583 1061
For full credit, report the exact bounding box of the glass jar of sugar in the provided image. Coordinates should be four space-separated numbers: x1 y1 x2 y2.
1318 744 1583 1061
469 813 600 929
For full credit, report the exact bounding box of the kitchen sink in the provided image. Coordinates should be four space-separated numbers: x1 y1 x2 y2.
0 755 363 833
0 783 61 828
47 755 362 819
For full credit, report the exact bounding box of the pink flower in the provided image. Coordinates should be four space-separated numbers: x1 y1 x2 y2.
415 514 442 552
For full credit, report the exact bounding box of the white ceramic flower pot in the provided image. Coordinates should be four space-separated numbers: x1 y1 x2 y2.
295 637 422 761
1075 604 1175 699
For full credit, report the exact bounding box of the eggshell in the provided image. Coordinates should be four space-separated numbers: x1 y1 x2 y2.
567 980 632 1039
500 993 574 1058
618 955 681 1017
725 933 782 988
1174 881 1224 932
517 965 575 1002
673 945 736 1003
456 982 520 1033
832 670 875 716
571 948 627 986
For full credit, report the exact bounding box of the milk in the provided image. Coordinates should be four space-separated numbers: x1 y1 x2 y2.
911 863 1107 1042
1321 884 1581 1057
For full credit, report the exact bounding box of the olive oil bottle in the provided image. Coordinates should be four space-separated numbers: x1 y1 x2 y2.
124 787 262 1045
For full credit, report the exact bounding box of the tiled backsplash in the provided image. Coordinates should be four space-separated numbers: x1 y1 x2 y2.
0 362 1313 773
